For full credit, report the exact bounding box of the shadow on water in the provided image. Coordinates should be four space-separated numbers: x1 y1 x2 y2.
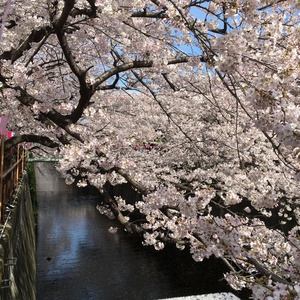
35 163 245 300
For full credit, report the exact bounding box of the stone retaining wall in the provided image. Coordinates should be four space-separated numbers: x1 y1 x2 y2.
0 172 36 300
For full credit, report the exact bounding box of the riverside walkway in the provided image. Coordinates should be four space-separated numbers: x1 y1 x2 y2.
160 293 240 299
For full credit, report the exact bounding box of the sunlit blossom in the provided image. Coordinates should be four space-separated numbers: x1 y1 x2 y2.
2 0 300 298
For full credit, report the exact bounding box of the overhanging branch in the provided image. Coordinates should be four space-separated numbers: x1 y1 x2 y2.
4 134 59 152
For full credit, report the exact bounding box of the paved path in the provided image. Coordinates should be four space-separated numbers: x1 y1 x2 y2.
159 293 240 300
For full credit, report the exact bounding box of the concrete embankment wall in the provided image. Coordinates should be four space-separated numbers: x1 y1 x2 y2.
0 171 36 300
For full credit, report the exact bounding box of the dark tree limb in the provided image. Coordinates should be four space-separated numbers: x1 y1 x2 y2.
101 187 144 235
91 57 190 92
162 73 179 91
0 26 53 63
4 134 59 152
247 257 291 285
113 167 148 196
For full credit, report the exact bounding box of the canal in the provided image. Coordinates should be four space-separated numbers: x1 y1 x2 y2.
35 163 236 300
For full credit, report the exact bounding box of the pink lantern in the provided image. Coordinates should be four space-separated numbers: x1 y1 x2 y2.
0 116 9 135
6 131 14 139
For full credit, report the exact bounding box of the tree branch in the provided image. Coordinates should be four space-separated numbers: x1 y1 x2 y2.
0 26 53 63
91 57 190 92
4 134 59 151
247 257 291 285
53 0 75 31
113 167 148 196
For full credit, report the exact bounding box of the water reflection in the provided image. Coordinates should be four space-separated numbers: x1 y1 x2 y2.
35 163 236 300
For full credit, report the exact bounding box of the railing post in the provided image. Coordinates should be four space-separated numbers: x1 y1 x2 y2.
0 135 4 223
21 147 25 173
0 116 9 224
16 145 20 187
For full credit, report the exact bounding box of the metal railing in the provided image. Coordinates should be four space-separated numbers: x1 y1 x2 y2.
0 142 26 224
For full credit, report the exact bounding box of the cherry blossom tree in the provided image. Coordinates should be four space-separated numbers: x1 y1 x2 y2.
1 1 299 298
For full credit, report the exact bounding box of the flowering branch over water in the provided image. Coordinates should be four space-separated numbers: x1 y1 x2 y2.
1 0 300 298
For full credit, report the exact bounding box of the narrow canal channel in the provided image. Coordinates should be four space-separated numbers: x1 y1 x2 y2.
35 163 234 300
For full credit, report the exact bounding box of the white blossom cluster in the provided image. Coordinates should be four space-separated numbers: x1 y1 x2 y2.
1 0 300 298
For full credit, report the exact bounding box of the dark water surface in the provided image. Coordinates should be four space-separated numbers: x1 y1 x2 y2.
35 163 235 300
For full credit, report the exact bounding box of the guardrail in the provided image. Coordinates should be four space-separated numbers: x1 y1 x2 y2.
0 142 26 224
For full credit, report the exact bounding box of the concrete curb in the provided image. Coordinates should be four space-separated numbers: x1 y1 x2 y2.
158 292 241 300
